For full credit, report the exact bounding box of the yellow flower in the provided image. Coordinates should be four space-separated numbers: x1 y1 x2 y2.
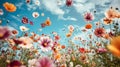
107 36 120 57
3 2 16 12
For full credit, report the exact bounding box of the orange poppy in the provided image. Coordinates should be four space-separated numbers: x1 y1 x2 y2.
103 18 113 25
61 45 65 49
107 36 120 57
3 2 16 12
66 32 72 37
85 23 92 29
45 18 51 26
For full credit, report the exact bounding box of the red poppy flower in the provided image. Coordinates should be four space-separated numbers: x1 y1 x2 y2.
22 17 28 24
79 48 85 53
30 21 33 25
66 0 72 6
54 35 60 40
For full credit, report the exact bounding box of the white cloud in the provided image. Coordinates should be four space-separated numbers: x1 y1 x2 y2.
110 0 120 9
42 0 65 15
73 3 95 14
59 16 77 21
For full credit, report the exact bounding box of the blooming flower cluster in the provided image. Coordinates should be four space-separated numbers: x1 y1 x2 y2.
0 1 120 67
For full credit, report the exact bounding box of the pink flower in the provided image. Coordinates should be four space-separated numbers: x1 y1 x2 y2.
84 12 94 22
22 17 28 24
0 26 11 40
7 60 22 67
97 48 107 53
39 36 53 51
94 28 105 37
36 57 55 67
66 0 72 6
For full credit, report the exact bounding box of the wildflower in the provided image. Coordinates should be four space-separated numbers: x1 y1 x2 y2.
103 18 113 25
94 28 105 37
11 30 18 36
0 26 11 40
97 48 107 53
20 26 29 32
3 2 16 12
45 18 51 26
79 48 85 53
38 36 53 51
35 57 55 67
22 17 28 24
68 25 74 32
84 12 94 22
7 60 22 67
85 23 92 29
107 36 120 57
105 8 118 19
66 0 72 6
32 12 39 18
18 37 33 49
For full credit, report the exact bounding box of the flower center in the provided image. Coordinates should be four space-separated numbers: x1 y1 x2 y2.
0 33 3 37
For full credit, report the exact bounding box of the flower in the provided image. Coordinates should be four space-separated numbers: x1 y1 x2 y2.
22 17 28 24
97 48 107 53
32 12 39 18
45 18 51 26
20 26 29 32
107 36 120 57
66 0 72 6
38 36 53 51
94 28 105 37
28 59 37 67
105 8 118 19
30 21 34 25
11 30 18 36
68 25 74 32
35 57 55 67
7 60 22 67
18 37 33 49
85 23 92 29
41 23 46 28
84 12 94 22
66 32 72 37
0 26 11 40
79 48 85 53
3 2 16 12
103 18 113 25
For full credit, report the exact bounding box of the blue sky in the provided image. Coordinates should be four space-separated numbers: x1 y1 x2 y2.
0 0 120 44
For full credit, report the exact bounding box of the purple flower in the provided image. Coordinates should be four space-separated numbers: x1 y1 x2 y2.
7 60 22 67
84 12 94 22
97 48 107 53
39 36 53 51
0 26 11 40
36 57 55 67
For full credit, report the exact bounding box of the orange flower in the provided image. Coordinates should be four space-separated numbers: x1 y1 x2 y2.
3 2 16 12
102 33 110 39
61 45 65 49
103 18 113 25
105 8 118 19
45 18 51 26
107 36 120 57
85 23 92 29
54 53 61 60
66 32 72 37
